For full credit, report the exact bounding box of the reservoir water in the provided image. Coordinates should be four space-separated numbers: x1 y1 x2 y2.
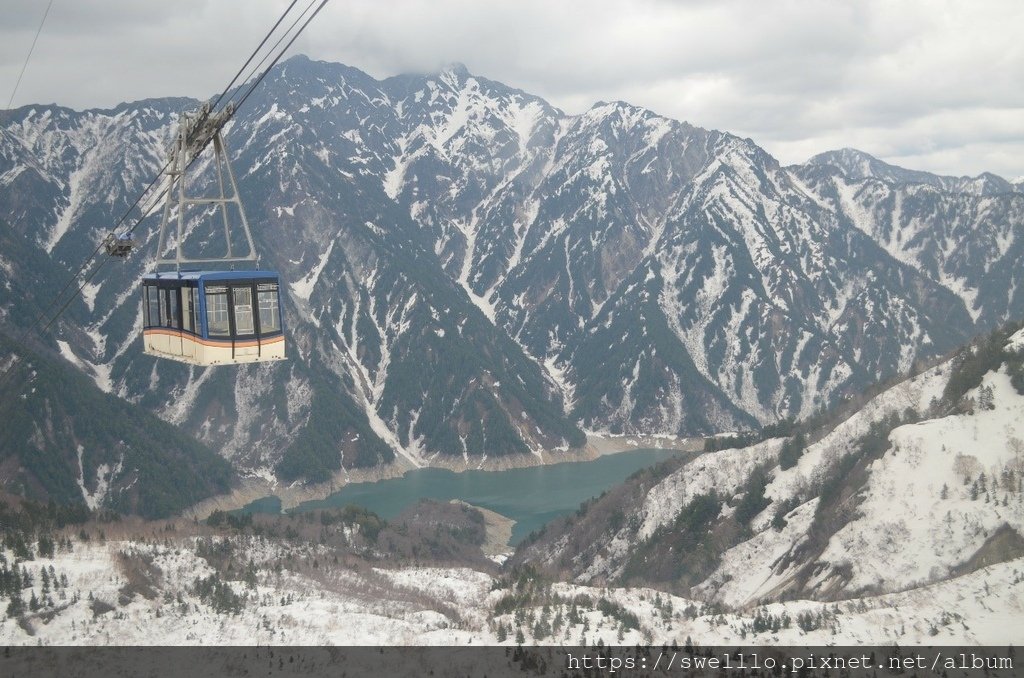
244 448 683 545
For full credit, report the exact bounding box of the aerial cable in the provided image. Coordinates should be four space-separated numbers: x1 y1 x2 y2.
36 0 329 325
184 0 304 147
125 0 309 231
157 0 326 202
219 0 325 114
6 0 55 110
127 0 331 240
178 0 324 161
16 168 171 359
37 257 108 337
0 251 110 394
208 0 302 115
233 0 330 113
0 154 171 391
32 167 168 331
65 0 324 285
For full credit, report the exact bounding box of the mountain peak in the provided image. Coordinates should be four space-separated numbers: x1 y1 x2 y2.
440 62 470 76
2 54 1018 494
809 147 949 187
435 62 471 86
580 100 657 128
806 147 884 177
809 148 1017 195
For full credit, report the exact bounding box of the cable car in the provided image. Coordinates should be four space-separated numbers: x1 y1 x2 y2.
142 271 284 366
139 103 287 366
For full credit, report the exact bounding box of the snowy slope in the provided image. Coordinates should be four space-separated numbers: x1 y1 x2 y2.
815 370 1024 594
515 325 1024 616
2 537 1020 646
795 155 1024 328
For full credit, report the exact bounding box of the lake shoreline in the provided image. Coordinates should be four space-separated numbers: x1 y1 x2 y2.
182 433 703 520
451 499 515 558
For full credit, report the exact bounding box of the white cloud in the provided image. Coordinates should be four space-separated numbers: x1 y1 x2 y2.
1 0 1022 178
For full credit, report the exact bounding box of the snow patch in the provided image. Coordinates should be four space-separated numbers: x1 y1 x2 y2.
290 239 335 303
75 445 124 510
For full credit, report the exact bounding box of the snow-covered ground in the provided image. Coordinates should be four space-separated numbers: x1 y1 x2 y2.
2 536 1020 646
0 539 488 646
816 369 1024 593
666 346 1024 607
512 326 1024 641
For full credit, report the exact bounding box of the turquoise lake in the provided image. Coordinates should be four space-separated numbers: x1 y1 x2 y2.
243 448 684 545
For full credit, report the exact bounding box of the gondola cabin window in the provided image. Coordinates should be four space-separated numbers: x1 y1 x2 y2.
233 287 255 336
258 282 280 333
145 286 160 328
166 288 179 328
182 286 199 334
206 286 231 337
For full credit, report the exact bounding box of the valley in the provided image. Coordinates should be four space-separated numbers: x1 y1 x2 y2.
2 323 1022 646
1 53 1022 649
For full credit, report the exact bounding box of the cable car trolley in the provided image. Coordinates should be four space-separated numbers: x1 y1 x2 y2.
141 103 286 366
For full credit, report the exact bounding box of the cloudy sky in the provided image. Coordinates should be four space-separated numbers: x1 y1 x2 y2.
2 0 1022 178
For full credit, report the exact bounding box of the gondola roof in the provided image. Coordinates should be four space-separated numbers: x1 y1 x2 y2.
142 270 280 283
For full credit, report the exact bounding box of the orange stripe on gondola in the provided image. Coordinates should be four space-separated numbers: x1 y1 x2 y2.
143 327 284 348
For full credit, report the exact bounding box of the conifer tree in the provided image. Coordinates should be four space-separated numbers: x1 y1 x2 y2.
6 593 24 618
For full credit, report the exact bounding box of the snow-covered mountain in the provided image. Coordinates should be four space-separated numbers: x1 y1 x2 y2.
512 324 1024 612
1 55 1021 489
2 323 1023 646
795 152 1024 329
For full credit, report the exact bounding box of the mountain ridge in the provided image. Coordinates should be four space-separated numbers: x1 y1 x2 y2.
0 55 1020 495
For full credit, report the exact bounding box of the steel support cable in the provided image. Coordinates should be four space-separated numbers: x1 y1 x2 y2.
27 163 169 337
37 170 172 339
4 151 173 397
6 0 55 110
38 255 109 337
166 0 325 190
22 0 313 327
185 0 303 147
127 0 331 240
0 245 110 393
233 0 330 115
208 0 302 115
7 0 309 353
0 170 171 393
217 0 324 115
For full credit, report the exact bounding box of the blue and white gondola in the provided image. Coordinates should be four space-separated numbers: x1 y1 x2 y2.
142 271 285 366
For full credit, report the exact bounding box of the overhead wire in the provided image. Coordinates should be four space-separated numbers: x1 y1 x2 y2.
168 0 326 179
6 0 55 110
236 1 330 111
208 0 302 115
182 0 303 148
127 0 330 243
0 158 172 392
0 0 330 390
217 0 325 115
26 168 168 342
